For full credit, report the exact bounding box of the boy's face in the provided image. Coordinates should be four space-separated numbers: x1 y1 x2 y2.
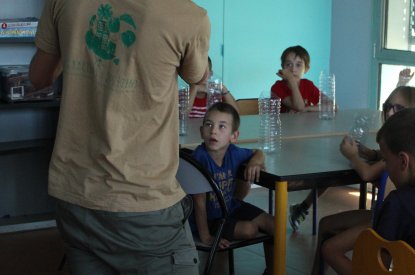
283 52 309 79
200 110 239 153
379 138 410 188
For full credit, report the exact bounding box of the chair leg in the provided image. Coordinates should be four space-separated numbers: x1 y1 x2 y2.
371 184 377 209
312 187 318 235
228 250 235 275
319 255 325 275
268 189 273 215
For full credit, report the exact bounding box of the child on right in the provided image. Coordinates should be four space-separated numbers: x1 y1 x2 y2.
310 86 415 275
289 68 414 232
319 107 415 274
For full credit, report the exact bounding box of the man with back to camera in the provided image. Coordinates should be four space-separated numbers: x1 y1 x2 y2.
29 0 210 274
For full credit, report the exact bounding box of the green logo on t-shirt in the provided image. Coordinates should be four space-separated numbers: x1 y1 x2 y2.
85 3 137 65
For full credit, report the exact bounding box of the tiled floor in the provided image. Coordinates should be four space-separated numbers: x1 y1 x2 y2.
231 185 367 275
0 185 366 275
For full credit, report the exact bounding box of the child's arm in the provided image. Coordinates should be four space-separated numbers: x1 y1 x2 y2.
234 149 265 200
358 143 382 161
193 193 231 248
193 193 212 243
222 85 240 113
396 68 413 87
188 84 199 113
244 149 266 183
340 135 385 181
234 179 251 200
305 93 339 112
277 69 306 112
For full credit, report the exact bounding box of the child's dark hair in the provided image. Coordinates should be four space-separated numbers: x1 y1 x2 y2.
377 108 415 157
204 102 240 131
280 45 310 69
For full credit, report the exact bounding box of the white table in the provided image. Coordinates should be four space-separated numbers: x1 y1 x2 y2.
241 134 379 275
180 109 382 147
179 109 382 275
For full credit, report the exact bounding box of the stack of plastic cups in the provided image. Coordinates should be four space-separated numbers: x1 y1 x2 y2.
178 85 189 136
258 91 281 153
207 75 223 108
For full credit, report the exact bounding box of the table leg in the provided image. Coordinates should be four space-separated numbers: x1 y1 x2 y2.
359 182 367 209
274 180 288 275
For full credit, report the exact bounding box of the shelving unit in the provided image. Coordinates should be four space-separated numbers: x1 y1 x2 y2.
0 0 55 233
0 100 60 109
0 100 59 232
0 37 35 43
0 138 54 154
0 99 60 109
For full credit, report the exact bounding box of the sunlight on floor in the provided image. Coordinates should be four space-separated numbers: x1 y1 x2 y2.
348 191 373 200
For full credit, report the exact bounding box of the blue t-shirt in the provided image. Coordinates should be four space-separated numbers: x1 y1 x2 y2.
191 143 253 227
373 184 415 248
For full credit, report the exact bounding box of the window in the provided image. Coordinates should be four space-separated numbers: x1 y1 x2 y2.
373 0 415 108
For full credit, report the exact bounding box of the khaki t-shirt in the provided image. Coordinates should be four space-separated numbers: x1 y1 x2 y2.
35 0 210 212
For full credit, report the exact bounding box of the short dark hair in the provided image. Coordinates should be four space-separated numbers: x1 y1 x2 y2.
280 45 310 69
204 102 240 131
376 108 415 156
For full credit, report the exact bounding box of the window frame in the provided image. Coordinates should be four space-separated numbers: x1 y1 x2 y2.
371 0 415 109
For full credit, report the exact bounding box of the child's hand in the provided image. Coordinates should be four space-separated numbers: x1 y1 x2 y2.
244 162 264 183
200 234 231 249
339 135 359 159
277 68 295 82
398 68 414 86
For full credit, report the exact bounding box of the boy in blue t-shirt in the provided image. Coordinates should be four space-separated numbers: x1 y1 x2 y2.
374 108 415 248
191 102 274 273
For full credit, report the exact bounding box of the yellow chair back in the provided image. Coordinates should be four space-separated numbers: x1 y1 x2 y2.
352 228 415 275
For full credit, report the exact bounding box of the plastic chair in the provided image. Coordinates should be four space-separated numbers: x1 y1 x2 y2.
352 228 415 275
236 98 259 115
177 149 273 275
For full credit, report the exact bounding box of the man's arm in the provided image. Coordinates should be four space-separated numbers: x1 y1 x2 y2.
29 49 60 90
221 85 240 113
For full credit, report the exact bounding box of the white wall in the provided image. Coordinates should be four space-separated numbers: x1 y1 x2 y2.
223 0 331 99
330 0 373 109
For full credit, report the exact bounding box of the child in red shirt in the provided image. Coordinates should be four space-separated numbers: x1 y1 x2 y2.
189 57 239 118
271 45 320 113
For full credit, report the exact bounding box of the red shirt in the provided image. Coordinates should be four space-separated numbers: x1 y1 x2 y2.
189 96 208 118
271 79 320 113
